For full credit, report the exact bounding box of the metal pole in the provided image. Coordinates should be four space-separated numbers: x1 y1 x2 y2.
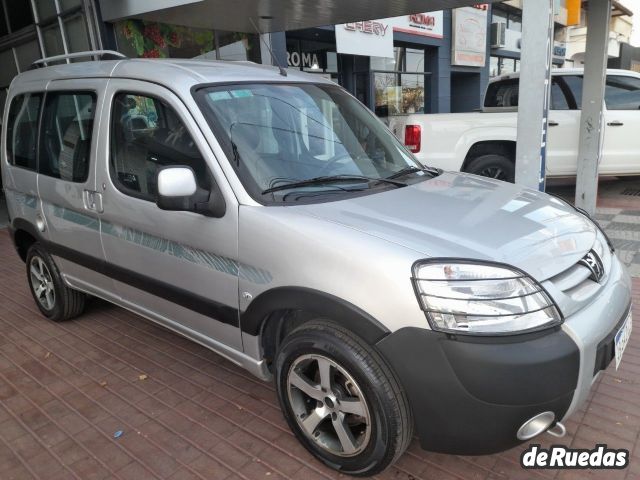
575 0 612 215
515 0 555 191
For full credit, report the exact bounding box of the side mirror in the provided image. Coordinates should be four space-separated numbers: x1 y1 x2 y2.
156 166 213 215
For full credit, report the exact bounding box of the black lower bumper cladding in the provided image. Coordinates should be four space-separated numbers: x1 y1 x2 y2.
376 326 580 455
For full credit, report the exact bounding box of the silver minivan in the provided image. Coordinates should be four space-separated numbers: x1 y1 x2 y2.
1 52 633 476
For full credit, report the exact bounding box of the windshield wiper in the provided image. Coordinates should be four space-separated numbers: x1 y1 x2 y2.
386 165 441 180
261 175 406 195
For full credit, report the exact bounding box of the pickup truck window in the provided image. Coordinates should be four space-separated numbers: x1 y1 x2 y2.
562 76 583 109
484 79 519 108
605 75 640 110
484 78 571 110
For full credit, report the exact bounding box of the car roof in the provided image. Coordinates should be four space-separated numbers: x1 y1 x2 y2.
488 67 639 83
12 58 334 91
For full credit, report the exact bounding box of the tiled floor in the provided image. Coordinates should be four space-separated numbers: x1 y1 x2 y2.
0 177 639 479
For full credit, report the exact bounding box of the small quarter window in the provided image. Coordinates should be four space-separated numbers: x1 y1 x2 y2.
110 93 209 201
7 93 42 170
39 92 97 182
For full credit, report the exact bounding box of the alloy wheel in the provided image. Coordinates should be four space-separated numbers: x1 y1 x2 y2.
287 354 371 457
29 256 55 310
480 166 507 180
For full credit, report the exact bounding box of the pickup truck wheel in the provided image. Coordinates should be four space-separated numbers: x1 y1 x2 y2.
26 243 86 322
466 154 515 183
275 319 413 476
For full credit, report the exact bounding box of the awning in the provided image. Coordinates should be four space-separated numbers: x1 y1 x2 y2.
99 0 503 32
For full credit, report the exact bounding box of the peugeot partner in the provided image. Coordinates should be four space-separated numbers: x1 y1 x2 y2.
1 52 632 476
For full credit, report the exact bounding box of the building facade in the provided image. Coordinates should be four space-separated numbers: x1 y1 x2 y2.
283 7 491 120
0 0 102 112
488 0 569 77
0 1 495 124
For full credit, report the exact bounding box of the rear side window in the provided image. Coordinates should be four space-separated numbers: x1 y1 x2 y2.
484 79 519 108
605 75 640 110
110 93 210 201
39 92 97 182
562 75 583 109
6 93 42 170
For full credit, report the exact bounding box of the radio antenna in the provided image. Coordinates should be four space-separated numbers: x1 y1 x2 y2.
250 17 287 77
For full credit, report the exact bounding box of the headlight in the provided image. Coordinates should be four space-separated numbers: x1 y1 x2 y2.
412 260 562 335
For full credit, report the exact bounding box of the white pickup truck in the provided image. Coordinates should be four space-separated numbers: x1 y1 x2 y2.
389 68 640 182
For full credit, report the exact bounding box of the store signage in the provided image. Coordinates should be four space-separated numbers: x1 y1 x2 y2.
344 21 389 36
553 43 567 58
452 6 488 67
389 12 444 39
336 20 394 58
287 51 321 69
336 11 444 58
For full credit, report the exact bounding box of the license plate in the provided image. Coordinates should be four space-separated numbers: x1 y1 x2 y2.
614 310 633 370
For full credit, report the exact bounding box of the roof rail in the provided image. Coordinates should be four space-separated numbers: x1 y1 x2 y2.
31 50 127 68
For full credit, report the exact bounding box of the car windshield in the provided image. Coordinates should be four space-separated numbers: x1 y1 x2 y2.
196 83 428 203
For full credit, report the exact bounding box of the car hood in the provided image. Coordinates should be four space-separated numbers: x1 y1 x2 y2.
296 172 596 281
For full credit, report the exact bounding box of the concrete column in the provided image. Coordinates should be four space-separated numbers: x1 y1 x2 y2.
575 0 612 215
514 0 555 191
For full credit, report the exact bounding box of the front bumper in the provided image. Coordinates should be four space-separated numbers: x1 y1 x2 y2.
376 255 632 455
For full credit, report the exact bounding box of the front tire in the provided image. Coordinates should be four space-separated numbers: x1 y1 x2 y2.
275 320 413 476
466 154 515 183
26 243 86 322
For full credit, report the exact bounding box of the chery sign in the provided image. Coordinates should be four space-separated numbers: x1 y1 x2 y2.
336 11 444 58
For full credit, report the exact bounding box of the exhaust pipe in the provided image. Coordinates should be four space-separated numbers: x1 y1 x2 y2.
517 412 567 441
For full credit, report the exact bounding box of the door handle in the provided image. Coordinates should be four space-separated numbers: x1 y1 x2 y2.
548 121 559 127
83 190 104 213
607 121 624 127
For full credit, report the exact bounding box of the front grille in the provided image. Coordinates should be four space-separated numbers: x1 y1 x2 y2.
547 246 609 307
621 188 640 196
549 262 593 293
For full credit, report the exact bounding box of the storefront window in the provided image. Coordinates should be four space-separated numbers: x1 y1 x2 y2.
64 14 91 54
490 56 500 77
42 23 64 56
490 56 520 77
371 53 397 71
116 20 213 58
374 72 426 119
371 47 425 73
115 20 259 62
216 31 260 62
14 40 40 72
406 48 425 73
34 0 57 20
371 46 428 122
59 0 82 12
286 37 338 79
7 1 34 31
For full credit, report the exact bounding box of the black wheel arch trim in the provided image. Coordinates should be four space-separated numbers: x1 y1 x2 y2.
12 217 40 240
241 286 390 345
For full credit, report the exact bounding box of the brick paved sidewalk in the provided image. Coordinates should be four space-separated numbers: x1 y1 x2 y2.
0 229 639 479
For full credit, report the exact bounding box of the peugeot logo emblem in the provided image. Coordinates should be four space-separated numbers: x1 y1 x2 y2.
579 250 605 283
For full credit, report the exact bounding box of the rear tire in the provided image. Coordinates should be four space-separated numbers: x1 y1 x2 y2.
275 319 413 476
26 243 86 322
466 154 515 183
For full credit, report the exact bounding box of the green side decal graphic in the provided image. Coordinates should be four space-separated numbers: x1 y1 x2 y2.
14 193 38 209
52 206 272 285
